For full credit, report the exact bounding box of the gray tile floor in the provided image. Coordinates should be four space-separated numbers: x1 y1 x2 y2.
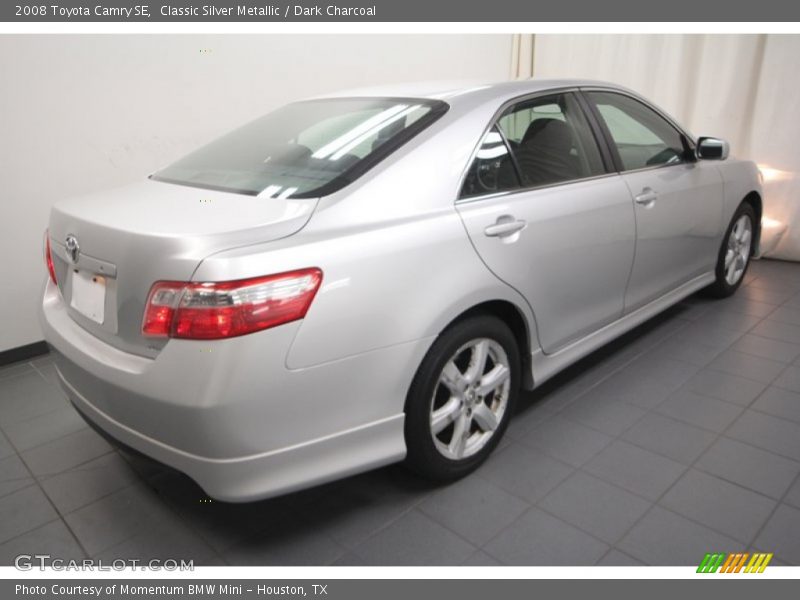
2 259 800 566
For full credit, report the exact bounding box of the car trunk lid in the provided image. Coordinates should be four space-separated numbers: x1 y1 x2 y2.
47 179 317 357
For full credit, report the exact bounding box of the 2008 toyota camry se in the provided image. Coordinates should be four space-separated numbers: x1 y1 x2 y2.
40 80 762 501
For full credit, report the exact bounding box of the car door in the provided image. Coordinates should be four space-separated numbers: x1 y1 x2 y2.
456 91 636 354
583 90 724 312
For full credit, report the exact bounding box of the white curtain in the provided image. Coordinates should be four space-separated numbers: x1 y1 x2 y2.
510 34 535 79
518 34 800 260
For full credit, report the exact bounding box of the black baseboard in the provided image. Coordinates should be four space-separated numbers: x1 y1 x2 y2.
0 341 49 367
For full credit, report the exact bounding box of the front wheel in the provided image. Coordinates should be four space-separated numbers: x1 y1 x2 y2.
706 203 756 298
403 315 520 482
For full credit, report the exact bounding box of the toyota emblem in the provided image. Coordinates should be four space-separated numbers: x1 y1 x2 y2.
65 234 80 264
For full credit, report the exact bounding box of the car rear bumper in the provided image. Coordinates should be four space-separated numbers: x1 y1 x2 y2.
59 366 403 501
40 281 427 501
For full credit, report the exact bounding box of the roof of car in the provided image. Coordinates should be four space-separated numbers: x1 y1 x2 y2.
314 79 632 107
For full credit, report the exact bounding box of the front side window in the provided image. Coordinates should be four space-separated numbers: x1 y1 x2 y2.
151 98 447 198
587 91 688 171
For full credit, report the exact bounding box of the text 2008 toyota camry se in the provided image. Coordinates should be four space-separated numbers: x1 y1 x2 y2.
40 80 762 501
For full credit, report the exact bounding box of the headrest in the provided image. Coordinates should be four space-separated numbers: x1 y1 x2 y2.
521 118 573 152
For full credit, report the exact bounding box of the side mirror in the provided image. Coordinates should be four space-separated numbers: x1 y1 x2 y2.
697 137 730 160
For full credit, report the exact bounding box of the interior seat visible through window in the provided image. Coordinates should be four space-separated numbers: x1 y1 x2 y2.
514 118 581 186
498 93 605 190
459 92 606 199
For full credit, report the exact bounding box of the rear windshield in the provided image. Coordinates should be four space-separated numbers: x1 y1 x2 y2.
151 97 448 198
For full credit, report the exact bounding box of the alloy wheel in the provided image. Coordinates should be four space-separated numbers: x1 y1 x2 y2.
429 338 511 460
724 214 753 285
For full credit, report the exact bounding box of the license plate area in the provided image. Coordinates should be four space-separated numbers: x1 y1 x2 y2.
70 270 106 324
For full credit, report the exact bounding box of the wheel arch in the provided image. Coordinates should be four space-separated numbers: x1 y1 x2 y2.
438 299 535 390
741 190 763 256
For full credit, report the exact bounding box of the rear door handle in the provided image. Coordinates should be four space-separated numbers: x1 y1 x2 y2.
634 188 658 207
484 217 527 238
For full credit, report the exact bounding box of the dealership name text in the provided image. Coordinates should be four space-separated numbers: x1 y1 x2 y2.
16 4 377 18
16 584 319 596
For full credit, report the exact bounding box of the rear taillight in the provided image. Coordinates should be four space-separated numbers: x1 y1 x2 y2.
44 229 57 285
142 268 323 340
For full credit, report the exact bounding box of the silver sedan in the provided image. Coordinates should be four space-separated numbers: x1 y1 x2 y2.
40 80 762 501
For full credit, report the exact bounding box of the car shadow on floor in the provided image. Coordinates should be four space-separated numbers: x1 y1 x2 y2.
116 298 703 564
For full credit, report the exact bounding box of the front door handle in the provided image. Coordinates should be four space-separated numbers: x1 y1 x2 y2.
484 217 527 238
634 188 658 207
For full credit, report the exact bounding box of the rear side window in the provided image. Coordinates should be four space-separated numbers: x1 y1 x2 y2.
461 92 605 199
499 93 606 188
151 98 448 198
587 91 688 171
460 127 521 199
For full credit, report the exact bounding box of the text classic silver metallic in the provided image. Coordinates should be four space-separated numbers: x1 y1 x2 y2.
40 80 762 501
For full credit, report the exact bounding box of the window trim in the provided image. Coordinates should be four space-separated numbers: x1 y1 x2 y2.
457 172 621 205
579 87 697 175
456 88 616 204
493 124 524 188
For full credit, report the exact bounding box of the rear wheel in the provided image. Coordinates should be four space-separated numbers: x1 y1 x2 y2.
706 203 756 298
404 315 520 481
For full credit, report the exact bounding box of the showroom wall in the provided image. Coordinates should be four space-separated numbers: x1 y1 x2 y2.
0 34 512 353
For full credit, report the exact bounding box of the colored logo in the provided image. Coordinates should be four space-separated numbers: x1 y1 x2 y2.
697 552 773 573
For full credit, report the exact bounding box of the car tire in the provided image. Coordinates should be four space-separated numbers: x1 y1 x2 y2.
706 202 757 298
403 315 520 482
